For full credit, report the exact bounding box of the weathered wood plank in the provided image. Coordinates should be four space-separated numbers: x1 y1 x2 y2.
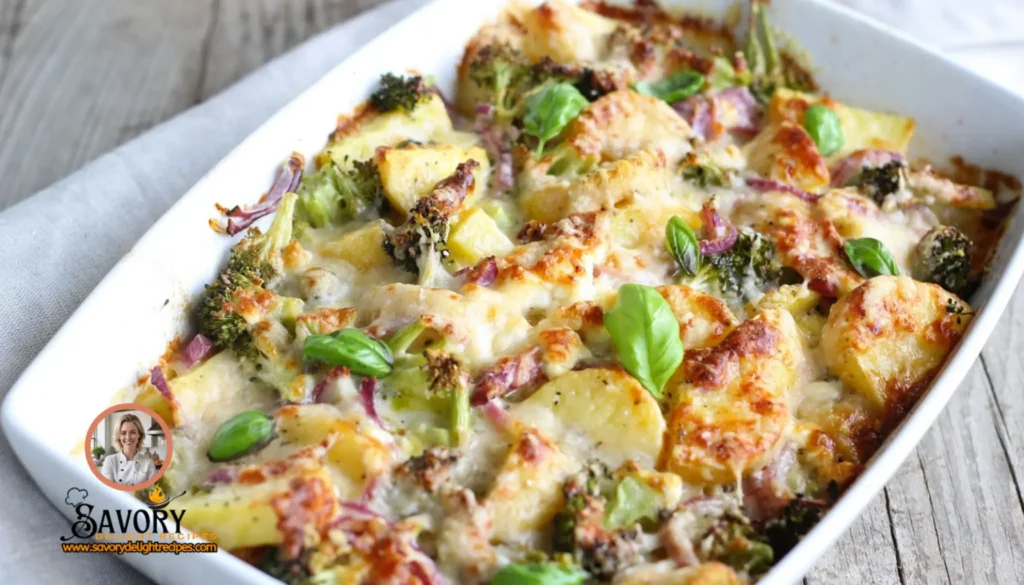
804 492 902 585
980 280 1024 507
0 0 392 212
198 0 390 100
0 0 215 210
886 362 1024 584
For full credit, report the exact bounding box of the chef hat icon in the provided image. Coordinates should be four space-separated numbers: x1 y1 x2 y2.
65 488 89 507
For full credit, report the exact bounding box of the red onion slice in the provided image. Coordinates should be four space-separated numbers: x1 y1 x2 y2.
225 153 304 235
745 177 820 203
482 399 516 435
359 377 382 427
698 203 739 255
717 86 760 135
474 102 495 118
311 366 349 404
182 333 214 368
828 149 905 187
674 95 713 140
496 151 514 190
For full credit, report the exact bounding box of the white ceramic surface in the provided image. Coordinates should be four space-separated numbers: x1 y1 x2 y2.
3 1 1023 584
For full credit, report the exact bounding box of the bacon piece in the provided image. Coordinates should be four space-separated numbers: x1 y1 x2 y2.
470 346 546 405
455 256 499 287
181 334 215 368
270 476 337 560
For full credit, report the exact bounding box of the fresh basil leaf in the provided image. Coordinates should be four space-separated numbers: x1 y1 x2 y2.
605 477 662 530
844 237 900 277
491 563 587 585
666 215 702 276
523 82 588 158
803 104 844 156
207 410 275 462
604 284 684 400
303 328 394 377
633 70 705 104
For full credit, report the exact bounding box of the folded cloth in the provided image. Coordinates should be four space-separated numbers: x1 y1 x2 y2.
0 1 426 583
0 1 1021 584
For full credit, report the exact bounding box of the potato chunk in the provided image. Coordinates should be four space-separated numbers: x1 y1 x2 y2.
485 427 572 540
520 149 671 222
561 90 693 166
447 206 515 267
169 461 337 551
374 144 490 215
318 220 392 270
274 403 395 498
660 310 804 485
656 285 738 349
513 368 666 464
820 275 971 410
322 93 452 167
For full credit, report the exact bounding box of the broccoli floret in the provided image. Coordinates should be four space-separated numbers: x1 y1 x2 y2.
744 1 813 104
469 44 539 120
913 225 975 297
370 73 426 113
295 160 383 228
853 161 906 206
685 228 780 303
553 466 642 580
762 497 827 558
682 164 729 188
387 347 472 446
199 193 307 395
700 511 775 574
382 161 478 286
258 547 311 585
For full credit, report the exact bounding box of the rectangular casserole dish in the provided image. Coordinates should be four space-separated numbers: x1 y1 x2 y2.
4 0 1024 584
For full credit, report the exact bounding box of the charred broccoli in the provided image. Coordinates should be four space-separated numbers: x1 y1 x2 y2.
382 161 478 286
762 497 827 558
386 346 472 446
469 44 542 120
913 225 975 297
853 161 906 206
682 164 729 188
370 73 427 113
553 466 643 580
199 193 307 395
294 159 383 228
685 228 780 304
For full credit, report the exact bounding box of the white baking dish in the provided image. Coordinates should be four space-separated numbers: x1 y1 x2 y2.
3 0 1023 583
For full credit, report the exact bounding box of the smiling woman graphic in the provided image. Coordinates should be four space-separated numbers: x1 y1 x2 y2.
86 404 172 492
99 413 158 486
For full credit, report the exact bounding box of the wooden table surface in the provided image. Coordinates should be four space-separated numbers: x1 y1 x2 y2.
2 1 1022 583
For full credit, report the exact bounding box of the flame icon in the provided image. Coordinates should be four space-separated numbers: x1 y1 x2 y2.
148 485 167 504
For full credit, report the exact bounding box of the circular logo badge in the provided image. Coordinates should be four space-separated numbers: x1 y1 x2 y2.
84 404 172 492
